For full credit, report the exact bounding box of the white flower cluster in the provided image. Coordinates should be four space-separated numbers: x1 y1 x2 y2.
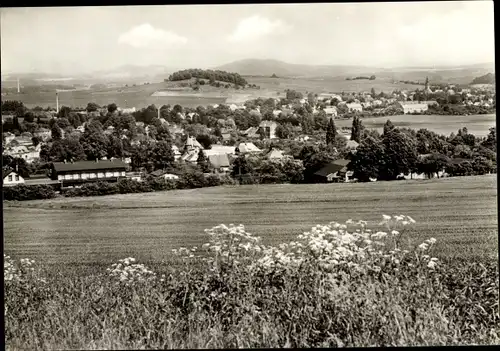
176 214 440 275
4 255 46 284
107 257 157 285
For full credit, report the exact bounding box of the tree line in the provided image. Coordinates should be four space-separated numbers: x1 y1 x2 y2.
168 69 248 86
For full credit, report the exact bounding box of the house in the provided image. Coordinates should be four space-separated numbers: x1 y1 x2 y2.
104 126 115 135
399 101 429 114
168 125 185 136
346 103 363 112
126 171 144 182
314 159 355 183
8 136 33 148
242 127 259 138
159 118 169 126
50 160 128 188
184 136 203 150
172 145 182 161
3 169 25 187
346 140 359 151
265 148 287 161
2 114 15 124
181 149 200 164
272 109 282 117
204 145 236 157
34 128 51 141
259 120 278 139
208 154 231 173
324 106 338 118
4 144 41 164
136 121 145 128
3 132 16 144
236 142 262 154
119 107 136 114
150 169 180 180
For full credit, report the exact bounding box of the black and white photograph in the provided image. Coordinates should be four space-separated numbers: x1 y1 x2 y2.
2 1 498 349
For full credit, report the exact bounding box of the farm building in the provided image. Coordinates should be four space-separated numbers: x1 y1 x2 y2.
398 101 429 114
34 128 51 141
50 160 128 188
3 143 41 164
126 171 144 182
150 170 180 180
259 120 278 139
346 103 363 112
314 159 355 183
265 148 287 161
204 145 236 157
171 145 182 161
181 149 200 164
208 154 231 173
23 174 61 187
236 142 262 154
242 127 260 138
3 132 16 144
324 106 338 118
3 169 25 187
184 136 203 150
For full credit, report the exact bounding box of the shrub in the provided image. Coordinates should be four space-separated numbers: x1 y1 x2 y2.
3 184 57 201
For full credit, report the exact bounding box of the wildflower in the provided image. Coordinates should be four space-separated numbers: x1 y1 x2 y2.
345 219 354 225
406 215 416 224
391 230 400 236
418 243 429 251
428 237 437 245
427 260 438 269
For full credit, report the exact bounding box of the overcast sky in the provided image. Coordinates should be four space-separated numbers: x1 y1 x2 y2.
1 2 495 74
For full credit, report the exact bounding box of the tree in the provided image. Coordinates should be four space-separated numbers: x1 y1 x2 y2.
371 87 376 97
107 135 124 159
107 103 118 114
31 136 42 147
80 120 109 160
380 128 419 180
350 116 364 143
314 111 328 131
276 123 292 139
51 125 63 141
57 106 71 119
197 149 210 173
416 153 450 179
56 117 71 131
326 118 337 145
2 156 30 178
156 124 172 142
482 127 496 150
151 141 175 171
48 137 86 163
196 134 212 149
383 119 395 136
349 136 385 182
86 102 99 113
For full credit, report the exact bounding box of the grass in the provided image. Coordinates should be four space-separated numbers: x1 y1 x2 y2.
4 175 498 267
334 113 496 138
4 212 499 349
5 75 425 109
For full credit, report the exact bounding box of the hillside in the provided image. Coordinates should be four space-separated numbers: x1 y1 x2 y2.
216 59 496 84
471 73 495 85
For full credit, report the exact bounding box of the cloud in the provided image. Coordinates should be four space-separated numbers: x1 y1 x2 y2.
118 23 187 48
228 15 291 43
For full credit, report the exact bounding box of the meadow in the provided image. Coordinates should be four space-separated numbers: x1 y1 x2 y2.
4 175 499 349
336 113 496 137
4 175 498 266
4 75 424 109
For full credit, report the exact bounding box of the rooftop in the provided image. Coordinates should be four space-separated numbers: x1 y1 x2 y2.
52 160 128 173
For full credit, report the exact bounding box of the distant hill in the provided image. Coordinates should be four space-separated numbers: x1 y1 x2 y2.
215 59 375 78
471 73 495 85
215 59 495 84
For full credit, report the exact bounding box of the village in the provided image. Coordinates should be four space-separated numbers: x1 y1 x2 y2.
2 77 496 193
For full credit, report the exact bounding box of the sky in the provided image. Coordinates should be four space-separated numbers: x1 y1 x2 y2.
0 1 495 75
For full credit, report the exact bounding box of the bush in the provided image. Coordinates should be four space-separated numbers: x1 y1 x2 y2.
4 215 499 349
3 184 57 201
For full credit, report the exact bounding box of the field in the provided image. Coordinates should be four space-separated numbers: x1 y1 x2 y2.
4 75 425 109
4 175 498 266
245 76 423 94
337 113 496 137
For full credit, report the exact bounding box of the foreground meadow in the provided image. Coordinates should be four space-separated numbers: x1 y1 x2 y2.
4 175 498 266
4 213 499 349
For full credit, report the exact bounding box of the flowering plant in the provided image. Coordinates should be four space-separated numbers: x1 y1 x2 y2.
106 257 157 285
